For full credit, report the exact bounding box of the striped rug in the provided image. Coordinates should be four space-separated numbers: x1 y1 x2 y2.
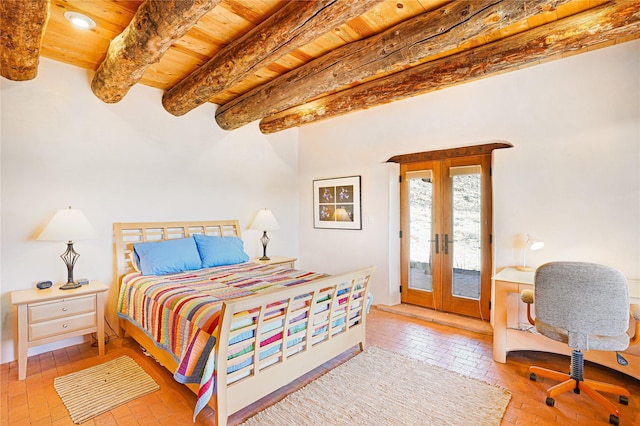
240 346 511 426
54 355 159 424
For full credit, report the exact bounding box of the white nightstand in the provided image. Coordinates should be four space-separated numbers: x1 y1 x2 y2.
251 256 297 269
11 281 108 380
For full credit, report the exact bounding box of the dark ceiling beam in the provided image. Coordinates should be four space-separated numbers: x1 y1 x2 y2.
259 1 640 134
215 0 571 130
162 0 384 116
0 0 50 81
91 0 220 104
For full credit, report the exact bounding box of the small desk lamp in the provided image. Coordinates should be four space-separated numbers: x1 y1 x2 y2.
250 209 279 261
517 235 544 272
37 207 98 289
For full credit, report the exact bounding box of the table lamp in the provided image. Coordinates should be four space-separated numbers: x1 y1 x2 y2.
250 209 279 261
37 207 98 289
516 235 544 272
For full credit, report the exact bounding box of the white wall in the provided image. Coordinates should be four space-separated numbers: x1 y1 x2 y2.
0 58 300 363
2 40 639 365
298 40 640 306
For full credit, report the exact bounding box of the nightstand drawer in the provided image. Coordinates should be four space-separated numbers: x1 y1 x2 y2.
11 281 108 380
28 295 96 323
29 312 97 341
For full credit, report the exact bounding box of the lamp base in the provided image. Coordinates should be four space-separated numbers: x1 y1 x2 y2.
60 281 81 290
516 266 534 272
60 241 80 289
259 231 271 262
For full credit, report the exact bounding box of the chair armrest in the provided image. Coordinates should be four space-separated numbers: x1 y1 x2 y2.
630 304 640 346
521 289 534 304
520 289 535 325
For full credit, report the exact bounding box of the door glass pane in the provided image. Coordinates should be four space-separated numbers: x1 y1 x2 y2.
407 170 433 292
450 165 481 300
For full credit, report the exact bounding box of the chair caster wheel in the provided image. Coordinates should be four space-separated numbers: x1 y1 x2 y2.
529 373 537 381
545 397 555 407
620 395 628 405
609 414 619 425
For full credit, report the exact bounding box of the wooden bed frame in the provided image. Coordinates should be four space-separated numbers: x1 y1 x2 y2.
113 220 375 425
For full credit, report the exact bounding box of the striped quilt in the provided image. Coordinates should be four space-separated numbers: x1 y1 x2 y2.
117 262 327 418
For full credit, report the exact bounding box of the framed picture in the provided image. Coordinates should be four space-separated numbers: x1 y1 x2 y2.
313 176 361 230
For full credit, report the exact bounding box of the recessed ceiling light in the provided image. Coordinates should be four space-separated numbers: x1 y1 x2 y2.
64 11 96 30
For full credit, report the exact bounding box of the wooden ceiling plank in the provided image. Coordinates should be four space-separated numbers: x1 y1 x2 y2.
195 5 256 44
221 0 287 26
162 0 385 116
54 0 139 27
216 0 572 131
38 2 138 73
43 10 121 49
171 34 218 62
259 1 640 134
90 0 220 104
142 48 211 89
1 0 50 81
40 18 113 70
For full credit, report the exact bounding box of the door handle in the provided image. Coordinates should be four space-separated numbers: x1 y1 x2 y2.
444 234 450 255
427 235 439 253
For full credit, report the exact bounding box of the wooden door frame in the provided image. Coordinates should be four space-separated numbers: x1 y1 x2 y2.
440 154 492 319
394 142 512 320
400 160 443 309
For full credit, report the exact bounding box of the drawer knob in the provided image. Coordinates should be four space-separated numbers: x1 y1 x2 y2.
62 307 67 312
62 324 68 328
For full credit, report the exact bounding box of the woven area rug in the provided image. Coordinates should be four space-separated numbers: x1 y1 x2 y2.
54 355 159 424
241 346 511 426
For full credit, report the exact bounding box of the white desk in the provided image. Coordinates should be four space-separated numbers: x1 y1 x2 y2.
491 267 640 380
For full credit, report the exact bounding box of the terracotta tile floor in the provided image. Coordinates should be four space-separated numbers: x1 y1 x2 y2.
2 308 639 425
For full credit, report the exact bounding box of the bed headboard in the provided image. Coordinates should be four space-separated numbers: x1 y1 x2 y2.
113 220 243 284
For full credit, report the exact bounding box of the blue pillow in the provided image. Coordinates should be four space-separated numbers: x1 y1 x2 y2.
193 234 250 268
133 237 202 276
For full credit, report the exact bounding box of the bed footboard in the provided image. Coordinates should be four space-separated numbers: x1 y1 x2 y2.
213 266 375 425
113 220 375 424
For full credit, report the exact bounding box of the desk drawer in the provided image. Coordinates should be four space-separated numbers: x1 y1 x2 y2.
29 312 96 341
28 295 95 323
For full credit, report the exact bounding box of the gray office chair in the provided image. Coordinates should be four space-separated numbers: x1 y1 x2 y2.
520 261 636 426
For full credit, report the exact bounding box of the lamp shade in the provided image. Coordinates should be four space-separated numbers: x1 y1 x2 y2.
37 207 98 242
250 209 279 231
526 236 544 251
517 234 544 271
529 239 544 251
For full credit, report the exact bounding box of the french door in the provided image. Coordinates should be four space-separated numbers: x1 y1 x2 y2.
400 154 492 320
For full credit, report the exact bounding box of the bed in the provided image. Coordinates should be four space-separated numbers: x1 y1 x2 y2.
113 220 375 425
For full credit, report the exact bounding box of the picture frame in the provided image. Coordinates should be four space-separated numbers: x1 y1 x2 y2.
313 176 361 230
